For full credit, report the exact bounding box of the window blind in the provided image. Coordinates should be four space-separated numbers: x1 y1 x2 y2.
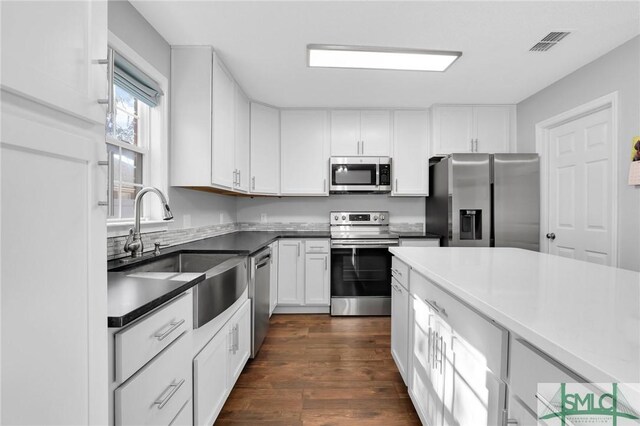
113 50 163 107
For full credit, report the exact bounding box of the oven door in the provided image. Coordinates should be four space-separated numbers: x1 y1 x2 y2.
330 242 394 299
330 158 378 192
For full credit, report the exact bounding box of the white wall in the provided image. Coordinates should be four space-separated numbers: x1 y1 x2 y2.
108 0 237 230
237 195 424 225
516 36 640 271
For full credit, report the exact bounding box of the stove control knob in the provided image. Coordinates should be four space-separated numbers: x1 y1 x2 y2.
380 214 385 221
373 215 378 221
342 215 346 220
334 215 339 220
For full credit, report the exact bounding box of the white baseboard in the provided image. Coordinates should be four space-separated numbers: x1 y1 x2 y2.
272 305 330 314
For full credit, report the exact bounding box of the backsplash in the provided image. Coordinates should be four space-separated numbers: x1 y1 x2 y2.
107 221 424 260
107 223 238 260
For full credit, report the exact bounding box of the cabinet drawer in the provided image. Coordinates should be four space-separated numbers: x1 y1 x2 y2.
305 239 329 253
116 293 193 382
115 334 192 426
391 256 409 289
410 270 507 379
510 338 580 413
399 239 440 247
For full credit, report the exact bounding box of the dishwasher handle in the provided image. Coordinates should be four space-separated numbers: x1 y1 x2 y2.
256 254 271 269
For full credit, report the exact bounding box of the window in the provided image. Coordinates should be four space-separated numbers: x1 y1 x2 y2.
106 48 164 222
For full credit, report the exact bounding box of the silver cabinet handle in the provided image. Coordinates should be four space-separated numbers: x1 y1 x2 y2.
154 319 185 341
361 140 365 154
323 178 326 192
470 139 474 152
98 201 109 206
395 178 398 192
237 170 241 186
297 243 300 257
154 378 185 409
97 48 114 111
252 176 256 190
440 339 446 374
391 268 402 277
357 141 360 155
228 326 235 352
474 139 479 152
425 299 447 317
324 256 327 270
233 323 239 353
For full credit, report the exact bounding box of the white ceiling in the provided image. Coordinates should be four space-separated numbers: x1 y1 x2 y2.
131 1 640 108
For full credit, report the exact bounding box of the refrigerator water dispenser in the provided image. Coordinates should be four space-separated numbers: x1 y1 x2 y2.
460 209 482 240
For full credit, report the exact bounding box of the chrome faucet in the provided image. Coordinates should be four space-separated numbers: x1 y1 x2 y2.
124 187 173 257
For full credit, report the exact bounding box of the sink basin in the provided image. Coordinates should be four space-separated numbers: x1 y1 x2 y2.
114 252 239 274
111 252 249 329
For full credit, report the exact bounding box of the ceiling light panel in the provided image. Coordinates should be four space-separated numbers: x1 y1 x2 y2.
307 45 462 72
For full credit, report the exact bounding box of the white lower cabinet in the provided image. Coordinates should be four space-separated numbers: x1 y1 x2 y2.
277 239 305 305
408 268 508 426
304 253 330 305
111 292 194 426
277 239 331 310
193 299 251 426
115 335 192 426
391 275 409 384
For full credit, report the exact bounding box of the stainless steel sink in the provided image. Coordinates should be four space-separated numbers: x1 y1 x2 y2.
116 252 248 329
121 252 240 274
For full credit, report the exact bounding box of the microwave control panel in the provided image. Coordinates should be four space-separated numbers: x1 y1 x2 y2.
379 164 391 185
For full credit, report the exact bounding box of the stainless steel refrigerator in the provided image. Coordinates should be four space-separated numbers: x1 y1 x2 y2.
426 153 540 251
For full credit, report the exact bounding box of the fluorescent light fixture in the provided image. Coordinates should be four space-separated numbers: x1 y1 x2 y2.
307 44 462 72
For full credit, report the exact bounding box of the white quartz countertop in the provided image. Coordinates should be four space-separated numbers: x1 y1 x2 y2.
389 247 640 384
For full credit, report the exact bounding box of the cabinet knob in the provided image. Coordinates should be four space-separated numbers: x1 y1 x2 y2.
546 232 556 241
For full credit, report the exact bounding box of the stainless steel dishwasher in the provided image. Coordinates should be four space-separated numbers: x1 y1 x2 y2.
249 246 271 358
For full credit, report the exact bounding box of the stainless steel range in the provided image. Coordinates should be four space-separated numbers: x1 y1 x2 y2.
330 211 399 316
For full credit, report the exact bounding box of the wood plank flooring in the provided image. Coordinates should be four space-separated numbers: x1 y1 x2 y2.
217 314 420 425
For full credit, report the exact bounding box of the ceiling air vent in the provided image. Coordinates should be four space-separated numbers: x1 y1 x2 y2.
529 31 571 52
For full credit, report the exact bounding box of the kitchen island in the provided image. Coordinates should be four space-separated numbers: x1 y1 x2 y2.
389 247 640 425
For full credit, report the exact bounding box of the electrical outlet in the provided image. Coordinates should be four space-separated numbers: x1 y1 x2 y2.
260 213 268 223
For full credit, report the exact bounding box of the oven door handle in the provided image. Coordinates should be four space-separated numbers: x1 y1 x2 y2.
331 240 399 249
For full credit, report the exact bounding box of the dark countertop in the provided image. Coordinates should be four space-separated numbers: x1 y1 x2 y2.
108 230 330 328
108 272 204 328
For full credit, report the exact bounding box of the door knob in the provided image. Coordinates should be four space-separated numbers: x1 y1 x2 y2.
546 233 556 241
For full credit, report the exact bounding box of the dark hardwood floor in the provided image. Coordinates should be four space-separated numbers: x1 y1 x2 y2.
216 314 420 425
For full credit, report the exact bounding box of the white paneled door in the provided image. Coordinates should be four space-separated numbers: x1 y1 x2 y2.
547 107 615 265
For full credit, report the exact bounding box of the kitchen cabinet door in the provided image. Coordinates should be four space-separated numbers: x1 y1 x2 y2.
474 106 512 153
250 103 280 195
1 0 108 125
277 240 305 304
171 47 213 186
432 106 474 155
1 16 108 423
280 110 329 195
304 254 330 305
409 295 445 426
391 277 409 384
211 55 236 189
360 110 391 156
392 110 429 196
193 327 228 426
234 87 251 192
330 110 360 156
227 299 251 387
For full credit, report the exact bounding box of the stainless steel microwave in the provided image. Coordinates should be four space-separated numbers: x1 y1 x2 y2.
329 157 391 193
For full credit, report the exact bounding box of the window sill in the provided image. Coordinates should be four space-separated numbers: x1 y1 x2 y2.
107 219 173 238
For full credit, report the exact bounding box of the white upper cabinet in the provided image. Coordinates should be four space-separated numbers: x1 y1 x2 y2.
431 105 514 155
0 1 108 125
392 110 430 196
330 110 391 157
170 46 250 193
250 103 280 195
280 110 329 196
211 56 236 189
234 87 251 193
